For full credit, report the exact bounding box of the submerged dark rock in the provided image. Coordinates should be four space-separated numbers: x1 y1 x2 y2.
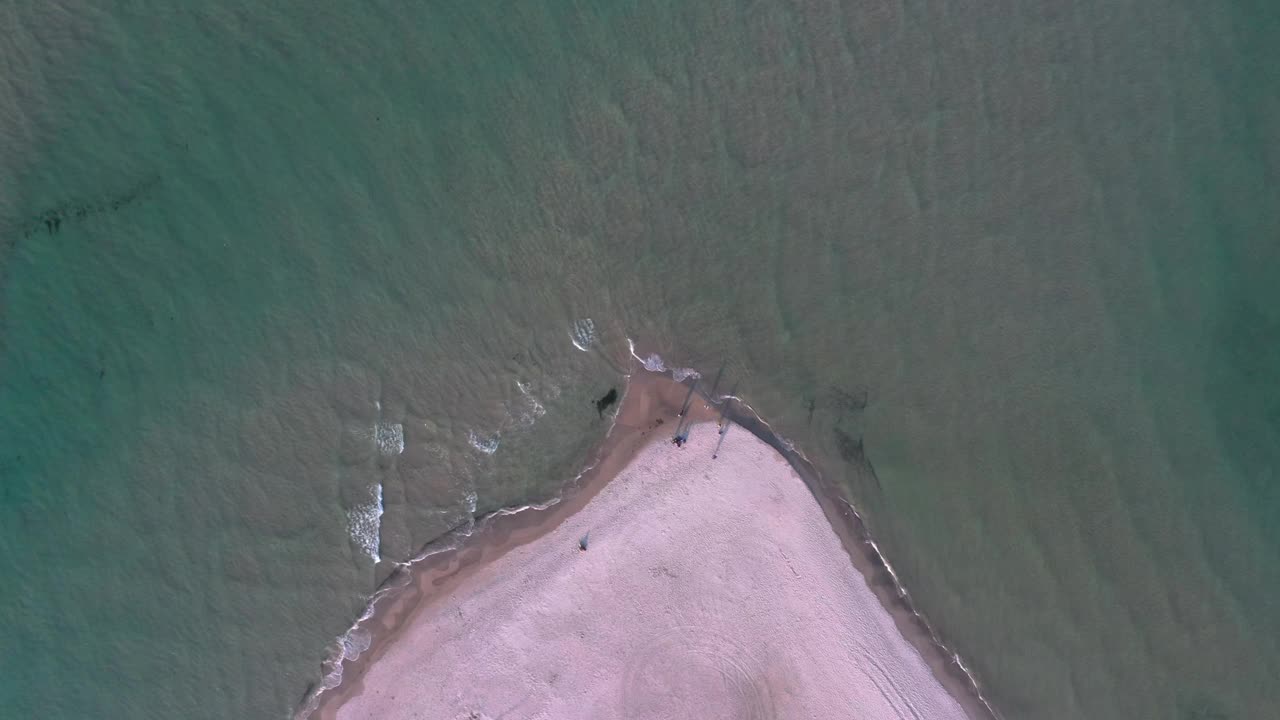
833 427 864 464
829 386 869 414
595 387 618 417
20 174 161 241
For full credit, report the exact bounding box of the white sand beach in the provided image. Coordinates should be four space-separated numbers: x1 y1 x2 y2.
328 419 969 720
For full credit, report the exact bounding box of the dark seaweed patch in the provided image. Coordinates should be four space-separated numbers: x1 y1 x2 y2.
19 174 161 240
1 174 162 352
595 387 618 417
834 426 881 493
833 427 864 464
829 385 868 413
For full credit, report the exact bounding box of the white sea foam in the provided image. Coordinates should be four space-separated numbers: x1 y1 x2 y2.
327 627 371 687
672 367 701 382
374 422 404 456
625 338 669 372
305 360 1001 720
314 599 377 696
468 430 501 455
297 405 633 720
625 339 699 379
514 380 547 428
347 483 384 563
300 486 486 719
570 318 595 351
400 493 479 566
341 627 373 659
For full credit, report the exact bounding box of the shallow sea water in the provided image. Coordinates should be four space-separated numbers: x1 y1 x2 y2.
1 2 1277 719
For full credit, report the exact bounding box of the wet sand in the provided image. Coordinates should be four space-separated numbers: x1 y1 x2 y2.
310 372 985 719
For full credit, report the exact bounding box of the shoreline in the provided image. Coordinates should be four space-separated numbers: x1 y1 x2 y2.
714 390 1001 720
301 367 998 720
302 370 721 719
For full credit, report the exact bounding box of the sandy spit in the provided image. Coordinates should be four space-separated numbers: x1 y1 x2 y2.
325 410 969 719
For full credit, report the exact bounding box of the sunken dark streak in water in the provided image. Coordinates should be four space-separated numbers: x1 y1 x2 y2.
833 428 882 494
18 174 161 240
826 385 879 492
0 175 162 354
828 385 869 414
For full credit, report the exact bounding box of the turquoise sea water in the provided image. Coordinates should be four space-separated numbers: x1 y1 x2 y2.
1 2 1277 718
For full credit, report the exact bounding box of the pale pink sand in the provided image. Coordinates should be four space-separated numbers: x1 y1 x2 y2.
336 425 969 720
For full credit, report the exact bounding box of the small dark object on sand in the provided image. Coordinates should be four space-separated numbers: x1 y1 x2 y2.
596 388 618 417
579 531 590 552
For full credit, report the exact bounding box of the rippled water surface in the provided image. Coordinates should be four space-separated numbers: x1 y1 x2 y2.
1 2 1277 718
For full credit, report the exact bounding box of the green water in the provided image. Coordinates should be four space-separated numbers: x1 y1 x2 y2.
1 1 1277 718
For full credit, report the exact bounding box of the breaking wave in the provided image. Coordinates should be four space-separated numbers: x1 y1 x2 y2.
296 385 632 720
374 422 404 456
570 318 595 351
467 429 501 455
467 379 555 454
515 380 548 428
347 483 384 563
